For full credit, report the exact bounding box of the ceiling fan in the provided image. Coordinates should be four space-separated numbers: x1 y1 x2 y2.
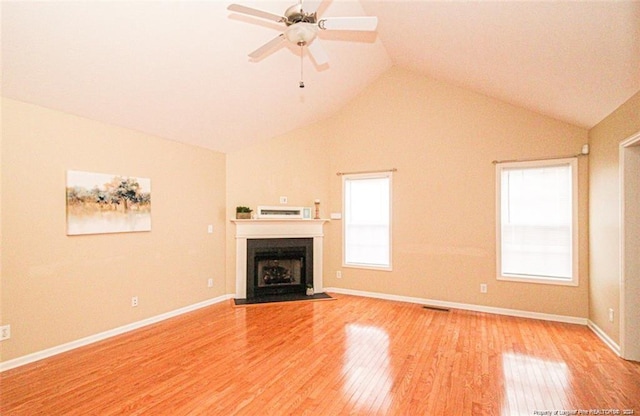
227 0 378 69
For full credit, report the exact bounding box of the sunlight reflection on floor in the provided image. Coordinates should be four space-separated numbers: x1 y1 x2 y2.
502 352 570 415
342 323 392 413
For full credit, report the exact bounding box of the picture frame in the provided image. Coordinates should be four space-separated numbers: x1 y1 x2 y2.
66 170 151 235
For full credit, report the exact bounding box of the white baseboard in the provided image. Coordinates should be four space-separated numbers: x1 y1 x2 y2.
587 320 621 356
324 287 589 325
0 294 234 373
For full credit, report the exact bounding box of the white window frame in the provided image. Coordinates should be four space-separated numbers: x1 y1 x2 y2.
342 172 393 271
495 158 579 286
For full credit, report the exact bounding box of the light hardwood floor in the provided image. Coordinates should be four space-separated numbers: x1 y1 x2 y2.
2 294 639 415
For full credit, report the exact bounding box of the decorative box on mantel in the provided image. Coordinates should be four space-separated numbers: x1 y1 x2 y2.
231 219 329 300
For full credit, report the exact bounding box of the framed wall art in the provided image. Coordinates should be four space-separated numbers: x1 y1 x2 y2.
66 170 151 235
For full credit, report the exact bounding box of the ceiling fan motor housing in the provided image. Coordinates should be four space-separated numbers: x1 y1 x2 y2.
284 4 317 25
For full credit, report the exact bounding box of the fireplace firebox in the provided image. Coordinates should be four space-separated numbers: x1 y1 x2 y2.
246 238 313 299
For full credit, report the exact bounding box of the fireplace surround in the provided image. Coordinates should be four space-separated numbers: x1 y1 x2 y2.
232 219 328 300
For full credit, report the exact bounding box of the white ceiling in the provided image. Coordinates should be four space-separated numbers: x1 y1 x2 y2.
3 1 639 153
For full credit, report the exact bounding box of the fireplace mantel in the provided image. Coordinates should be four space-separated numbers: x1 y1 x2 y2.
231 219 329 299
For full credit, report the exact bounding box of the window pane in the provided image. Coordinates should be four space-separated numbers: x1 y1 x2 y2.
500 162 574 280
344 175 391 268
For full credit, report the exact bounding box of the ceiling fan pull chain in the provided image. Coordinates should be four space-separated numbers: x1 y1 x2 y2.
299 44 305 88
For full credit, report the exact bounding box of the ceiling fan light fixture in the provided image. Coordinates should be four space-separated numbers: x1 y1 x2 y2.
284 22 318 45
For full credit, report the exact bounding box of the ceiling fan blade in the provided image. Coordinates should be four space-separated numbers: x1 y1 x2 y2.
301 0 323 14
307 39 329 66
319 16 378 31
248 34 286 59
227 4 285 23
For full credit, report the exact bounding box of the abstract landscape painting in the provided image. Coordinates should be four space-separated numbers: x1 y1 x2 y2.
66 170 151 235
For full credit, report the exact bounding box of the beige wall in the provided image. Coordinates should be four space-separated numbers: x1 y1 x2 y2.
1 98 227 362
588 91 640 344
227 67 590 318
0 98 4 360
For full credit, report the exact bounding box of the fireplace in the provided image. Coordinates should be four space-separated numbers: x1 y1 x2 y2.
232 219 328 300
246 238 313 299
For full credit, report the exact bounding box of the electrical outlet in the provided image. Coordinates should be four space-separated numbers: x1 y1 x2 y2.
480 283 488 294
131 296 139 307
279 196 288 204
336 270 342 279
608 308 614 322
0 325 10 341
208 278 214 288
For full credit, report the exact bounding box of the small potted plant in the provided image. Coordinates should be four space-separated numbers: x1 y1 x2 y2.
306 283 314 296
236 206 253 219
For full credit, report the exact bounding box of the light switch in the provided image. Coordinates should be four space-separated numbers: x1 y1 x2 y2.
207 225 213 233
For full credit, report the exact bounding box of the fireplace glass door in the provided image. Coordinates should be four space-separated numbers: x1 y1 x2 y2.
246 238 313 298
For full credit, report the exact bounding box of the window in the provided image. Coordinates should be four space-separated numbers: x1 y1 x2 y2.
343 172 392 270
496 158 578 285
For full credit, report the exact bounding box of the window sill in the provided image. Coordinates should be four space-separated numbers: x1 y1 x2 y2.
498 274 578 287
343 263 393 272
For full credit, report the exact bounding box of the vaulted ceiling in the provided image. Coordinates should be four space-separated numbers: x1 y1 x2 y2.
3 1 639 153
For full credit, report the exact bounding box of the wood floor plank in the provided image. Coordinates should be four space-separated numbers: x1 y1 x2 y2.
2 294 640 415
